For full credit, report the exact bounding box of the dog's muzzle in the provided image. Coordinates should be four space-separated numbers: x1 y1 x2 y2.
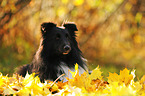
63 45 71 55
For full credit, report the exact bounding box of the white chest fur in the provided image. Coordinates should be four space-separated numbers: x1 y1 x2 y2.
57 62 86 82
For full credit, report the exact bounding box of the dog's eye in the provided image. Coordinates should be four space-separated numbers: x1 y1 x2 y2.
56 34 61 40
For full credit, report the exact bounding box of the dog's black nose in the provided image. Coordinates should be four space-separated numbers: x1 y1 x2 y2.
64 45 71 51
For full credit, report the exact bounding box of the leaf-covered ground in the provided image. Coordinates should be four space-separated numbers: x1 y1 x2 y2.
0 64 145 96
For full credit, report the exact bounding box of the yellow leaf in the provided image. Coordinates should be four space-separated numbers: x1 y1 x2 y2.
140 75 145 84
1 64 145 95
3 86 17 95
69 63 79 78
89 66 102 80
50 84 58 92
131 82 142 93
108 72 119 83
16 87 30 96
22 73 40 86
107 82 136 96
119 68 133 85
68 64 90 88
68 64 104 92
0 77 4 86
29 82 44 95
108 68 133 85
140 75 145 89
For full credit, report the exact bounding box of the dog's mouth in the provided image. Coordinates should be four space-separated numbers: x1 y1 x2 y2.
63 50 70 55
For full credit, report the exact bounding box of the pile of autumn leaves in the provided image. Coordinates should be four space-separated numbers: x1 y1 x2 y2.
1 64 145 96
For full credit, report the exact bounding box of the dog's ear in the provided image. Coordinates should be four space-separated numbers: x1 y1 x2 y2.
63 23 78 32
41 22 56 35
63 23 78 38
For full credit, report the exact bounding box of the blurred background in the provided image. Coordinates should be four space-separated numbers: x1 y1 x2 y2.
0 0 145 80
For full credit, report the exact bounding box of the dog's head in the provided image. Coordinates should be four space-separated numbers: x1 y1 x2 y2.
40 22 78 55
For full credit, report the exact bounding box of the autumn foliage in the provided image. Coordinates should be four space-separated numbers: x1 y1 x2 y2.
0 0 145 95
1 64 145 96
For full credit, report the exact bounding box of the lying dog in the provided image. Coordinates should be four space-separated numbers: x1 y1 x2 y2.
15 22 87 82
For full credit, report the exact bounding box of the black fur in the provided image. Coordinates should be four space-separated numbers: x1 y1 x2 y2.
15 22 87 82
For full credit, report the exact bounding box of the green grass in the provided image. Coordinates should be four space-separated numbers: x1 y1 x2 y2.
0 37 35 76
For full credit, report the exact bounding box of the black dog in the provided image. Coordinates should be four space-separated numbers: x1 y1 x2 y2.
16 22 87 82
